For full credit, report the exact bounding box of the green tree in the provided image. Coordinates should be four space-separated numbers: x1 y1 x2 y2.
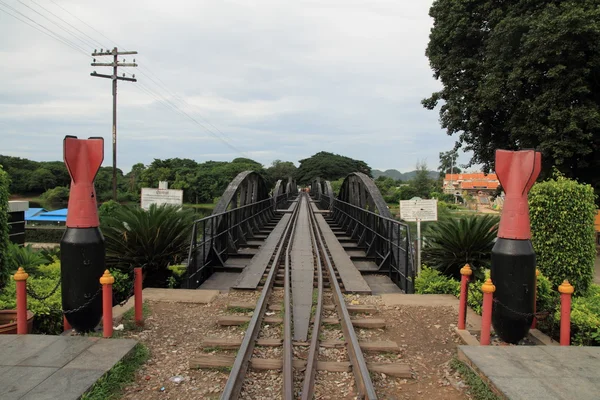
266 160 297 186
28 168 56 192
40 186 70 207
410 161 434 198
0 165 10 290
438 150 460 177
423 0 600 199
295 151 371 184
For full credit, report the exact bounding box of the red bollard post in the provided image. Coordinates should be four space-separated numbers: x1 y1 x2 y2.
134 267 143 326
458 264 472 330
480 279 496 345
558 280 574 346
14 268 29 335
531 269 540 330
63 315 72 332
100 270 114 338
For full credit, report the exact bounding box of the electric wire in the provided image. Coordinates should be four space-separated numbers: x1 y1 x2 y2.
2 0 247 156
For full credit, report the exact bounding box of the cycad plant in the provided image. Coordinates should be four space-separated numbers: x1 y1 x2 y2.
101 204 196 287
422 214 499 280
7 243 48 275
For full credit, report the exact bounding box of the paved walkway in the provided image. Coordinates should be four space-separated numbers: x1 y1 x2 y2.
459 345 600 400
0 335 136 400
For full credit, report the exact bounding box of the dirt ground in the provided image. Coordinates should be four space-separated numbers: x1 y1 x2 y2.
120 292 471 400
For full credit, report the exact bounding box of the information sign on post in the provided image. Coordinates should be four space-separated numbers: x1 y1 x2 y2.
140 188 183 210
399 199 438 277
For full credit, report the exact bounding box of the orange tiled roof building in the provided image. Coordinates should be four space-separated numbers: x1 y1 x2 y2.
443 173 500 195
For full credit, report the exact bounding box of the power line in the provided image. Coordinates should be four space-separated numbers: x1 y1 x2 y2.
0 1 89 56
29 0 105 49
42 1 242 152
47 0 112 49
13 0 93 52
3 0 247 157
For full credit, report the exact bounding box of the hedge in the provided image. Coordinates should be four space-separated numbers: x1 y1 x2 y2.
529 173 597 294
0 165 10 290
26 227 65 243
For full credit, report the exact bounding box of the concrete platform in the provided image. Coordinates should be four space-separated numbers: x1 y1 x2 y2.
113 288 220 322
363 275 403 294
458 345 600 400
0 335 136 400
198 272 241 292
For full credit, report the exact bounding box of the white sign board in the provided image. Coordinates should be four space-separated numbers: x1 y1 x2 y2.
141 188 183 210
399 199 438 222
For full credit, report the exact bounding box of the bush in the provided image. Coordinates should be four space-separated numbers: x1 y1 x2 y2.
25 227 65 243
422 214 499 279
101 204 195 287
529 173 597 294
554 284 600 346
415 266 460 294
98 200 120 222
415 266 484 314
0 165 10 290
0 260 63 335
40 186 70 207
166 264 187 288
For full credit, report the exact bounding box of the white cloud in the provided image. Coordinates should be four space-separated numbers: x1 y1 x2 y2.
0 0 469 175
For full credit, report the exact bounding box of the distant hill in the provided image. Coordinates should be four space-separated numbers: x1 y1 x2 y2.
371 169 438 181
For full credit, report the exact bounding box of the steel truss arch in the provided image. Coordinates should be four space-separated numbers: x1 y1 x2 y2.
184 171 277 288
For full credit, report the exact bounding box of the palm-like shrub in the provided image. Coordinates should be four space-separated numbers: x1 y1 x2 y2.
7 243 48 274
422 214 499 279
101 204 195 287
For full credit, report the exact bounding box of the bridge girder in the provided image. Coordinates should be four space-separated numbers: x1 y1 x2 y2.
337 172 392 217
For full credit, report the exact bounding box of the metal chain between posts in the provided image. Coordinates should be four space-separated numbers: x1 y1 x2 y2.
63 286 103 315
492 296 561 321
114 264 146 307
26 278 62 301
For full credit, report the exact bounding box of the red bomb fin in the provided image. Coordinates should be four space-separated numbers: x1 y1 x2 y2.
64 136 104 184
495 149 541 240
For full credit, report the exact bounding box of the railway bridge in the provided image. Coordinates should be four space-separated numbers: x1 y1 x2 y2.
182 170 415 295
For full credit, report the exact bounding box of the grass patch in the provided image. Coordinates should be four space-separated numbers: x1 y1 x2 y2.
238 321 250 331
450 358 499 400
82 343 149 400
323 323 341 330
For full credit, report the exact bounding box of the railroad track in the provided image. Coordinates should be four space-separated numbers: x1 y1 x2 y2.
192 193 409 399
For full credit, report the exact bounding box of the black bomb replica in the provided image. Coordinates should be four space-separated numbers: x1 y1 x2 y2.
491 149 541 344
60 136 105 332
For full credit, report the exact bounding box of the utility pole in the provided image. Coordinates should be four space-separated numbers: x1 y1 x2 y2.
91 47 138 201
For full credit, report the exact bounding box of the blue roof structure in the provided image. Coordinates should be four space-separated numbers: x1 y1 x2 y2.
25 208 46 219
27 208 68 223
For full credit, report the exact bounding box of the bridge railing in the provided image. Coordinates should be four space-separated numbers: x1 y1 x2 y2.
328 198 415 293
183 193 289 288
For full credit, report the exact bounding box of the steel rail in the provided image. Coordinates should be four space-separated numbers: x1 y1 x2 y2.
282 194 301 398
220 200 300 400
301 195 324 400
310 205 378 399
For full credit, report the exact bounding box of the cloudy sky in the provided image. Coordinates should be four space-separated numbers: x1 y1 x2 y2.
0 0 471 174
